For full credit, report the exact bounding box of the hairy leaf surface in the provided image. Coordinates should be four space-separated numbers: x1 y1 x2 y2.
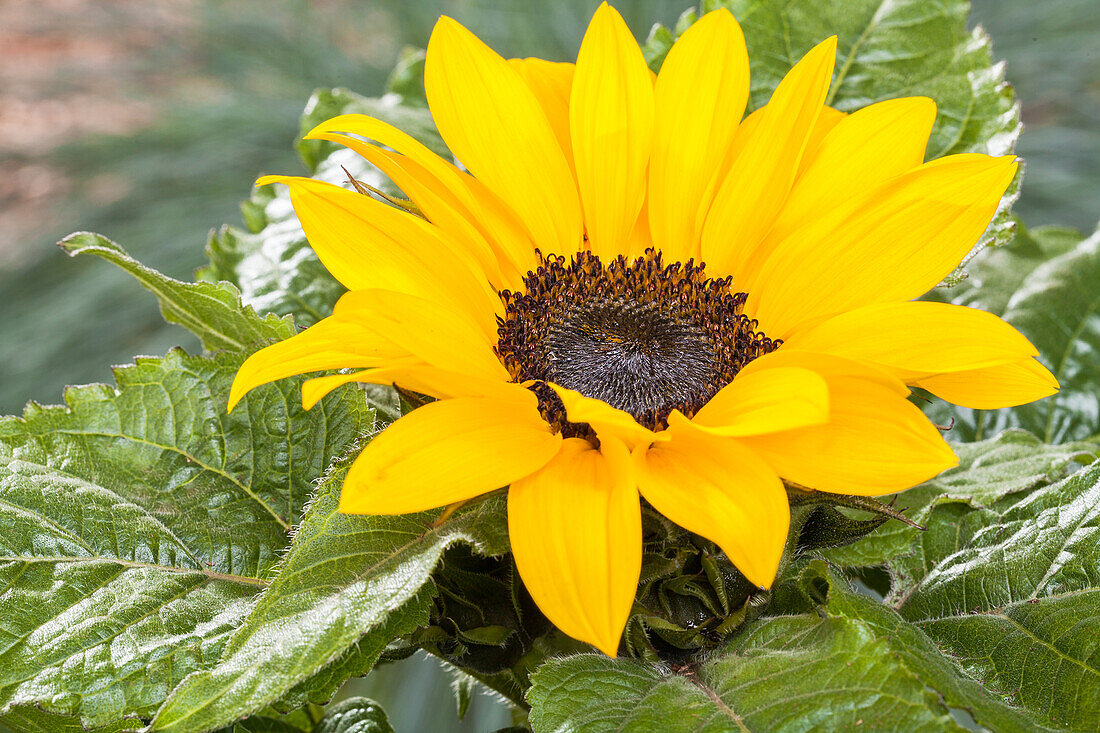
0 349 373 727
150 457 509 733
891 460 1100 731
60 233 294 351
821 429 1098 568
529 567 1045 732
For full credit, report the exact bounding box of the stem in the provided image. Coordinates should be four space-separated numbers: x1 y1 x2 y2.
785 484 925 530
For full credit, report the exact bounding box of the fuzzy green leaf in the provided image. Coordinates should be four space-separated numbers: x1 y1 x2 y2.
312 698 395 733
0 707 142 733
0 349 374 728
889 458 1100 731
820 429 1098 568
925 223 1100 442
149 458 510 733
60 232 295 351
528 567 1045 732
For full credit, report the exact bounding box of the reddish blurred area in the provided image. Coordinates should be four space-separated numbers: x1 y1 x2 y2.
0 0 177 267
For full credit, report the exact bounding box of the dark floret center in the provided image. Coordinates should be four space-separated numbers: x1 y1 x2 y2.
545 298 719 419
496 249 777 433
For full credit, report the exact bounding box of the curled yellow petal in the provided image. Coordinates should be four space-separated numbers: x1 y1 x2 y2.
634 429 787 588
256 175 500 338
228 316 404 411
508 437 640 656
547 382 661 450
304 114 539 279
341 391 560 515
302 135 512 290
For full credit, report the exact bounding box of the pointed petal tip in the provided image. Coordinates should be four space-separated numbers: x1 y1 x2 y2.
227 363 260 413
592 636 621 658
431 14 463 34
255 174 289 188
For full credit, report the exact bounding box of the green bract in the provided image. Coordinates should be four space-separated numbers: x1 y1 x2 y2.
1 1 1097 732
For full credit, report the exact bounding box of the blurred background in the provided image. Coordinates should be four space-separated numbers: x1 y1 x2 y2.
0 0 1097 730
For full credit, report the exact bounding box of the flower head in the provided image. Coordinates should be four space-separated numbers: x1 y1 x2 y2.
230 3 1057 656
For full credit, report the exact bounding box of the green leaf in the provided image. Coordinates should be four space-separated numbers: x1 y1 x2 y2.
201 223 346 330
926 221 1084 316
890 457 1100 731
311 698 395 733
647 0 1022 259
0 707 142 733
199 89 448 328
925 223 1100 442
60 232 294 351
820 429 1098 568
0 348 374 728
384 47 428 107
529 567 1046 732
149 459 510 733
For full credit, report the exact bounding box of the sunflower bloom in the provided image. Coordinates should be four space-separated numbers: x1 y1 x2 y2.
229 4 1057 656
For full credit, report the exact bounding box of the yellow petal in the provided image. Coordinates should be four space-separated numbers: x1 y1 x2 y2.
680 365 829 437
748 154 1019 338
782 301 1040 381
256 175 500 337
634 430 787 587
426 16 582 255
547 382 662 450
747 97 937 279
228 316 404 411
305 114 539 280
649 8 748 263
570 2 654 259
796 105 847 177
700 36 837 279
695 104 843 238
738 351 958 495
302 362 522 408
341 391 561 515
740 349 908 394
622 192 653 260
508 437 640 656
301 369 381 409
509 58 576 178
335 289 509 383
916 358 1059 409
304 135 512 289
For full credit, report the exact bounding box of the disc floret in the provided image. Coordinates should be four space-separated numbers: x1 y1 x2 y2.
496 249 778 431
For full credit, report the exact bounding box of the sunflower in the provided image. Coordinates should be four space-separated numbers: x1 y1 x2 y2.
229 3 1057 656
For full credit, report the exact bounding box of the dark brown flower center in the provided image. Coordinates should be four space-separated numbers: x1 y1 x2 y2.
496 249 777 432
